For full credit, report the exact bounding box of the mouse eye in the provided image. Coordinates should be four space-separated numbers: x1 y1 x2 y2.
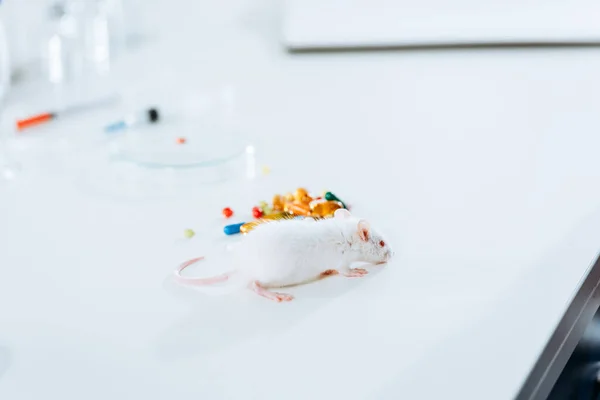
379 240 385 247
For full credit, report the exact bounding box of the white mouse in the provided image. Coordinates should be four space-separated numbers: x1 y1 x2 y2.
174 209 393 302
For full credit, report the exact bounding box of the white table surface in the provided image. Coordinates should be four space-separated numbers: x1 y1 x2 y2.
1 1 600 399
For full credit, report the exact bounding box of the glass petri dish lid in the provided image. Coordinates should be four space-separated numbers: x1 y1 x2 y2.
106 112 246 169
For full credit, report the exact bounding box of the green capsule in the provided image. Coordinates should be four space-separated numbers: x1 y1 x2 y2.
324 192 346 209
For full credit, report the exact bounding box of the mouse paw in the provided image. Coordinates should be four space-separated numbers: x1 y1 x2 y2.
273 293 294 302
344 268 368 277
251 281 294 303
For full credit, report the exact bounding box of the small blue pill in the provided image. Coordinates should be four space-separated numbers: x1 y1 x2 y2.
224 222 245 235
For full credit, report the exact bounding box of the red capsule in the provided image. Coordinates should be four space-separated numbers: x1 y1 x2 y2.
252 206 263 219
222 207 234 218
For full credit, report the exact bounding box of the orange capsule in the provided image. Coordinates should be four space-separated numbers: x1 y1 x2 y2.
284 201 311 216
294 188 312 203
310 200 343 217
294 188 311 203
272 194 284 211
284 192 294 202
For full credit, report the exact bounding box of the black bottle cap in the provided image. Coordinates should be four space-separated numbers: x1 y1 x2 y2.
147 108 160 123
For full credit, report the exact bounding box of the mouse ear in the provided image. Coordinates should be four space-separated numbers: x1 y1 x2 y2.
334 209 352 219
357 219 370 242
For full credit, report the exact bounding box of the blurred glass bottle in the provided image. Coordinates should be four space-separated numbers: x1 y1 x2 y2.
0 1 9 99
44 2 82 85
0 0 18 180
42 0 126 87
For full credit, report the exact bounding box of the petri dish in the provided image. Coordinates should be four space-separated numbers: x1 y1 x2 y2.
65 111 253 201
105 113 245 170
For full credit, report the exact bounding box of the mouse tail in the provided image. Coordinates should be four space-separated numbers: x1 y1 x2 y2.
173 256 248 296
173 256 234 286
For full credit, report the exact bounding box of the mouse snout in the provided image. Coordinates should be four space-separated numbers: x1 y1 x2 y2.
376 250 392 265
384 249 393 262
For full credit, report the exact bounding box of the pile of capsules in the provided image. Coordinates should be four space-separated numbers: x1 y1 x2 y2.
223 188 348 235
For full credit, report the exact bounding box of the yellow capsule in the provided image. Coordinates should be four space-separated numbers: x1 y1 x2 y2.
272 194 284 211
284 201 311 216
240 212 289 234
240 222 254 234
263 212 288 220
310 200 343 217
284 192 294 202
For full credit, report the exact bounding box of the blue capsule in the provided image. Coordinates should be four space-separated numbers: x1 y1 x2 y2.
224 222 245 235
